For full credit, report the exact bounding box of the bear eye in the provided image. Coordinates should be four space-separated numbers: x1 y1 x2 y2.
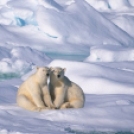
46 73 49 76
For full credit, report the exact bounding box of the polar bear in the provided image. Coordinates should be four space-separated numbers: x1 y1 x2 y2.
49 67 85 109
17 67 54 111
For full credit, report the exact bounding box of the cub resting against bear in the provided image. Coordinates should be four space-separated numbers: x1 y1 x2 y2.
17 67 85 111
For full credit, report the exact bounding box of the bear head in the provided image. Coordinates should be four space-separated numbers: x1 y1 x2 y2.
36 67 50 79
50 67 66 81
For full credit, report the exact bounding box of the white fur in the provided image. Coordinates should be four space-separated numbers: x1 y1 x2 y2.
17 67 54 111
49 67 85 109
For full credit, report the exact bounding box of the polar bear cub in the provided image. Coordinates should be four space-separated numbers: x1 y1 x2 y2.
49 67 85 109
17 67 54 111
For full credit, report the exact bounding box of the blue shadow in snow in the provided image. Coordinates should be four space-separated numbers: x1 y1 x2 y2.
15 17 26 26
65 127 134 134
0 72 20 81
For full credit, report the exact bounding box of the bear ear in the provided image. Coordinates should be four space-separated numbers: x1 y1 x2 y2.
63 68 66 72
45 67 49 70
50 67 54 71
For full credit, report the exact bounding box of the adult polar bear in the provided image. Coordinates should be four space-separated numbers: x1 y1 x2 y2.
49 67 85 109
17 67 54 111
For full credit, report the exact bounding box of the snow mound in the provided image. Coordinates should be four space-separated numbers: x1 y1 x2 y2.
85 0 134 39
49 60 134 95
85 45 134 62
108 0 130 10
11 47 51 65
85 0 132 11
38 0 63 11
0 0 10 6
0 46 51 78
0 0 37 26
0 47 11 60
0 0 134 55
36 0 134 47
129 0 134 6
111 15 134 38
0 129 23 134
85 0 110 11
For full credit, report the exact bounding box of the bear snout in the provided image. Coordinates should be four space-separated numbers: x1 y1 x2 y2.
57 75 61 78
46 73 49 76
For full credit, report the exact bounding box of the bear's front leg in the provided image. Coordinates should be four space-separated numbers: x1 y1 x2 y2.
53 87 66 109
44 94 55 109
29 84 46 108
42 86 54 109
33 94 45 108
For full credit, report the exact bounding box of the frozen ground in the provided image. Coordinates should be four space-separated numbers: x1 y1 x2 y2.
1 77 134 134
0 0 134 133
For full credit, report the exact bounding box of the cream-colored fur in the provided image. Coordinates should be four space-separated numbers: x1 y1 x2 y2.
17 67 54 111
49 67 85 109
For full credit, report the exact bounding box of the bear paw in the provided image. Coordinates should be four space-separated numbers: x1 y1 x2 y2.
60 102 70 109
34 107 50 112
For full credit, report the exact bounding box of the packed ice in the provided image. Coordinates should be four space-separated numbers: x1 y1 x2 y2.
0 0 134 133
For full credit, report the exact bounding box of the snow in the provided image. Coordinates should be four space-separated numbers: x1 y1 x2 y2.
0 0 134 133
1 78 134 133
108 0 130 10
110 15 134 38
85 0 133 11
129 0 134 6
38 0 63 11
36 0 134 47
0 46 51 79
86 0 134 39
49 60 134 95
85 45 134 62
